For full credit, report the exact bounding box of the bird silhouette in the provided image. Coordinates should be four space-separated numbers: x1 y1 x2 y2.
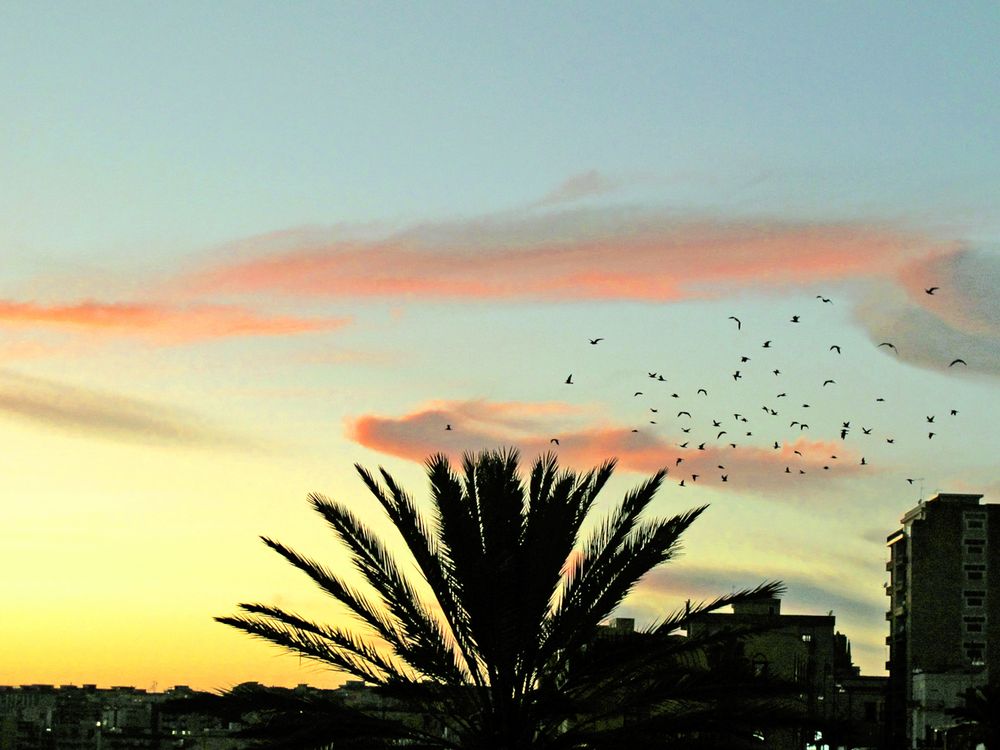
926 416 935 423
697 388 708 395
713 420 721 427
648 372 658 378
733 371 742 381
793 450 802 456
830 345 841 354
823 380 835 386
445 424 452 431
925 287 939 295
862 427 872 434
950 409 958 416
676 458 684 466
860 457 867 465
634 391 643 397
878 342 897 353
698 442 706 450
589 338 604 345
886 438 895 444
876 397 886 402
777 392 786 398
763 340 772 348
785 467 791 473
717 431 727 439
691 474 699 482
740 356 751 363
721 475 728 482
790 315 800 323
678 479 686 487
650 408 659 413
928 432 935 439
657 375 667 381
678 442 689 448
550 438 560 445
799 424 809 430
840 428 849 440
677 411 692 418
773 369 781 375
681 427 691 433
565 374 574 384
949 358 967 367
773 441 780 450
728 316 742 330
817 296 833 304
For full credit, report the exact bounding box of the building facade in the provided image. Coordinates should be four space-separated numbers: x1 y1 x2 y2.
885 492 999 748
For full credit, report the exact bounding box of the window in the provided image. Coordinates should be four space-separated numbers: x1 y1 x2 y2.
801 634 812 643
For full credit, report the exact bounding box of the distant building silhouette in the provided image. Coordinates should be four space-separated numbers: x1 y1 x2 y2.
688 595 886 750
885 492 999 749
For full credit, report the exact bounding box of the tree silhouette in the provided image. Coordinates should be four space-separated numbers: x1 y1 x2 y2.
215 448 786 749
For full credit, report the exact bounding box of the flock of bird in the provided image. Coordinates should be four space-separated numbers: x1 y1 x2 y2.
549 286 970 489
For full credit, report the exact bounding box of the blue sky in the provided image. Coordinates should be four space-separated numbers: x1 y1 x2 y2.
0 1 997 688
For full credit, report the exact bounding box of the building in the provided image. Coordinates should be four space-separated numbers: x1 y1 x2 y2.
688 596 885 750
885 492 999 749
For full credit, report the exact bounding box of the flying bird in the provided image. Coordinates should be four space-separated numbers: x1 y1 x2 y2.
740 356 751 363
721 475 728 482
550 438 560 445
830 345 841 354
658 375 667 381
840 428 849 440
698 442 706 450
776 392 786 398
677 411 691 418
773 441 780 450
648 372 658 378
589 338 604 345
678 442 689 448
565 374 574 384
717 431 727 439
681 427 691 433
860 457 867 465
763 340 772 348
794 450 803 456
676 458 684 466
697 388 708 395
862 427 872 434
928 432 935 439
949 359 967 367
799 424 809 430
878 342 897 353
733 371 742 381
691 474 699 482
713 420 722 427
790 315 800 323
817 296 833 303
728 316 742 330
886 438 895 444
926 416 934 423
650 408 658 413
950 409 958 416
925 287 939 295
445 424 452 431
634 391 643 397
773 369 781 375
823 380 835 386
678 479 686 487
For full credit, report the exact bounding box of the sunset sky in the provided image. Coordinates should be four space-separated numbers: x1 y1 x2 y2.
2 2 998 691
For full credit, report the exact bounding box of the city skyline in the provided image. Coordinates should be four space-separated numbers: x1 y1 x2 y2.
1 2 998 690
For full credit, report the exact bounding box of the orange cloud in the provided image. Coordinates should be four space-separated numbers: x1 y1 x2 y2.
190 210 957 303
348 400 865 495
0 300 348 344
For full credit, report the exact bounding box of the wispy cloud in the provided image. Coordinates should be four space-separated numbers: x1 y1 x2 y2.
189 208 955 304
854 250 1000 376
0 299 349 344
531 170 626 207
0 369 253 448
348 399 867 494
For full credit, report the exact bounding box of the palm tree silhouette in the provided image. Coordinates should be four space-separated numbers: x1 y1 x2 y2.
215 448 785 749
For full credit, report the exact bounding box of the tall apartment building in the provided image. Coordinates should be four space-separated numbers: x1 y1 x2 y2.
885 492 999 749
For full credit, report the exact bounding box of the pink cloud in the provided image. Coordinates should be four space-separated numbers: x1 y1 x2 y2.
0 300 349 344
348 400 865 495
189 210 957 304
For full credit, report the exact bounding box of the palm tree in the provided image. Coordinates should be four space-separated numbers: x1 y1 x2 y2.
215 448 785 749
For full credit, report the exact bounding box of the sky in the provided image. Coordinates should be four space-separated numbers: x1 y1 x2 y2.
1 1 998 691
